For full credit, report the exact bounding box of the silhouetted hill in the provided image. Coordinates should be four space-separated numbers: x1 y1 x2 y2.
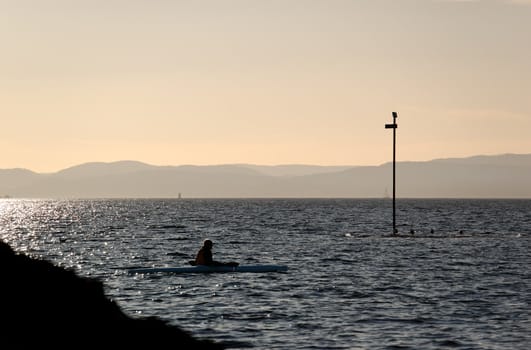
0 168 39 190
1 154 530 198
239 164 354 177
55 160 156 178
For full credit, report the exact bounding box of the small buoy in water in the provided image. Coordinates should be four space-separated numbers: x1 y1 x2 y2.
345 233 352 237
430 228 435 234
409 229 415 235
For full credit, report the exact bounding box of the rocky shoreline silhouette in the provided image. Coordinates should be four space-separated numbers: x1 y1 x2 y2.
0 240 225 349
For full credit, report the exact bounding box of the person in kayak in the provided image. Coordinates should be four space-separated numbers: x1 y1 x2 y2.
192 239 238 267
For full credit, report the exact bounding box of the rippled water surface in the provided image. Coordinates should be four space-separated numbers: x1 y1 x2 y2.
1 199 530 349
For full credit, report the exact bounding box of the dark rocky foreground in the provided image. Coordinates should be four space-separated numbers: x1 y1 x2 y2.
0 240 225 349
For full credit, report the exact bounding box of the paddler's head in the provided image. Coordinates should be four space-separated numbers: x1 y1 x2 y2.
203 239 213 249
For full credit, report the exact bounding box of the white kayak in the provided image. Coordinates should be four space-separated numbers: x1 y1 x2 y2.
128 264 288 274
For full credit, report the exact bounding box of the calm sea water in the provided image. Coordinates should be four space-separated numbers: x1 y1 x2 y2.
1 199 530 349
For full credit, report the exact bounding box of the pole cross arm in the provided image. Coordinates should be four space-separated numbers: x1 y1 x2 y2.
385 124 397 129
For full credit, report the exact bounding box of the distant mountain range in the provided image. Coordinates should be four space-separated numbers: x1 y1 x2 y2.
1 154 530 198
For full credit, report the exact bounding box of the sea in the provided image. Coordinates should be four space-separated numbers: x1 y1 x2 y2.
1 199 530 350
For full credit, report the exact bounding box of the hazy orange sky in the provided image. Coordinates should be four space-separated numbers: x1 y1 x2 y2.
2 0 530 172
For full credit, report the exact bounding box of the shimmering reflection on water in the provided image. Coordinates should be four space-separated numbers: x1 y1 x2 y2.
1 199 530 349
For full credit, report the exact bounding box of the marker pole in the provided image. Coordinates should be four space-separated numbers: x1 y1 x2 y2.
385 112 398 234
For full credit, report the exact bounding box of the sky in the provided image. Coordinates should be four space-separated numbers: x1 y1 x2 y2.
2 0 530 173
